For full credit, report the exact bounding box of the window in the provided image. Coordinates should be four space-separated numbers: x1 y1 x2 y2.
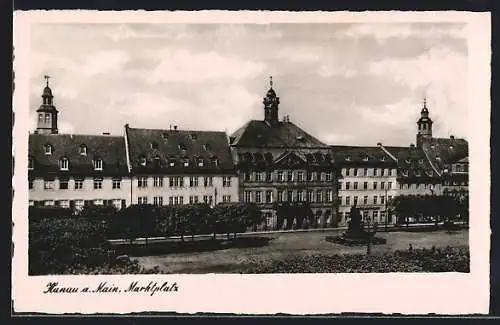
244 191 251 203
79 145 87 156
287 190 293 202
346 196 351 206
353 182 358 190
169 161 175 167
189 176 199 187
287 171 293 182
223 176 231 187
345 155 351 161
255 191 262 203
151 142 159 149
277 190 284 202
265 171 272 182
255 172 262 182
223 195 231 203
93 178 103 189
338 196 342 205
74 200 84 211
212 158 219 167
198 158 204 167
338 182 342 190
363 155 369 162
353 168 358 177
325 172 332 182
44 113 51 123
319 172 325 181
44 179 54 190
388 195 393 202
189 195 199 204
112 178 121 189
316 191 323 203
28 179 33 190
59 178 69 190
138 177 148 188
59 157 69 171
363 182 368 190
373 196 378 204
44 200 55 206
380 196 385 204
297 171 304 182
373 182 377 190
307 190 313 203
363 196 368 205
388 182 393 189
326 190 333 202
345 168 350 176
311 172 317 181
297 191 304 202
153 176 163 187
44 144 53 155
207 196 211 206
153 196 163 206
364 168 368 176
93 158 103 171
38 113 43 122
380 182 385 190
391 169 397 176
183 161 189 167
265 190 273 203
203 144 211 151
178 144 186 150
277 171 284 182
74 179 84 190
28 157 34 170
174 196 180 205
346 182 351 190
138 197 148 204
374 168 379 177
204 176 213 187
353 196 358 205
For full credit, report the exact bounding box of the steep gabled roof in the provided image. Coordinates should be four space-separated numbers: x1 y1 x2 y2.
230 120 328 149
125 126 235 174
384 145 439 179
330 145 396 167
423 137 469 172
28 133 128 176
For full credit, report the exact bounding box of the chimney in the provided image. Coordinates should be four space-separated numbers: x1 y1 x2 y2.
410 143 415 149
450 135 455 140
125 123 129 129
174 125 178 131
377 142 382 146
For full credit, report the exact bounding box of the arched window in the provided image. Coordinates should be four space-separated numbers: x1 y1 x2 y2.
59 157 69 171
79 144 87 156
44 144 53 155
93 158 103 171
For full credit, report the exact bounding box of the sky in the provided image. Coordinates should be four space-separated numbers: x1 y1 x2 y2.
28 23 468 146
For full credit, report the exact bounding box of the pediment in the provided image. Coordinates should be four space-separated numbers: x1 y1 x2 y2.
273 151 306 168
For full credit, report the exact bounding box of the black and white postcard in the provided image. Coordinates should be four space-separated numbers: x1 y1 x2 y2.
12 10 491 314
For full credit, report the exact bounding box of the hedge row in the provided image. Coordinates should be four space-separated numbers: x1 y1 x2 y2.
392 195 468 223
247 246 469 273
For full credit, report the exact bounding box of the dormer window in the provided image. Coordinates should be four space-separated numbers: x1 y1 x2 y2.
419 159 424 164
139 156 147 166
362 155 369 162
198 158 204 167
203 144 212 151
380 156 386 162
427 171 434 177
405 159 411 164
212 158 219 167
151 141 159 150
153 155 161 166
415 170 421 177
162 133 168 141
296 135 304 141
449 145 454 150
59 157 69 171
402 170 409 177
79 145 87 156
190 134 198 140
44 144 53 155
169 161 175 167
345 155 351 161
28 157 34 170
93 158 103 171
183 161 190 167
178 144 186 150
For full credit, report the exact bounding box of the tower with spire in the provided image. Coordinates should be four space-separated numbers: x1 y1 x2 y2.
35 75 59 134
416 97 433 148
263 76 280 127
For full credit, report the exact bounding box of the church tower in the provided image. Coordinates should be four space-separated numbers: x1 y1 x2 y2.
416 97 433 148
35 75 59 135
263 76 280 127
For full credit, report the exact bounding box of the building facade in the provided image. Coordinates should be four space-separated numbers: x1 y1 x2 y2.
124 125 238 207
230 80 338 229
28 82 130 210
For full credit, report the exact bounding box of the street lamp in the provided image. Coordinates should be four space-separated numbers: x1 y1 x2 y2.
384 188 388 232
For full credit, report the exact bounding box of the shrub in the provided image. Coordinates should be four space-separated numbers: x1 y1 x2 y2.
28 206 73 220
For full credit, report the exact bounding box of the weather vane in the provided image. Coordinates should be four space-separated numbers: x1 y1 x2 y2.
269 76 273 88
44 74 51 87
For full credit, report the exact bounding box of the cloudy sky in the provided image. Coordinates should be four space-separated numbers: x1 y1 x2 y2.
28 23 468 146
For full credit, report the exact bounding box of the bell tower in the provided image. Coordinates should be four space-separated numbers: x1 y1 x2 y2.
35 75 59 135
416 97 433 148
263 76 280 127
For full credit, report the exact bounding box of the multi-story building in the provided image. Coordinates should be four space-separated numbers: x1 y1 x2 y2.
28 82 130 210
230 79 338 229
124 125 238 207
331 146 398 226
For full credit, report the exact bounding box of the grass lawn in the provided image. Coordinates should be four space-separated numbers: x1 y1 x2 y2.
133 229 468 273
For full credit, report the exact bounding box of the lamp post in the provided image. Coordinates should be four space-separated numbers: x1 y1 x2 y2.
384 188 388 232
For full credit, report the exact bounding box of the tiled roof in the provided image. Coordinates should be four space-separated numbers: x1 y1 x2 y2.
230 120 328 149
384 146 439 179
28 133 128 176
125 126 235 174
422 137 469 172
330 145 396 167
235 149 333 168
